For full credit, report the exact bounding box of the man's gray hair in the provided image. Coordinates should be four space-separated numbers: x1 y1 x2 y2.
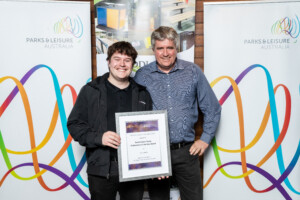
151 26 179 50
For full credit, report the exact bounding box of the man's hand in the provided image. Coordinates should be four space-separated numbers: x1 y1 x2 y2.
189 140 209 156
102 131 121 149
157 176 169 180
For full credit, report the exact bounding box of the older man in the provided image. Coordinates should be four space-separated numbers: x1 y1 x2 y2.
134 26 222 200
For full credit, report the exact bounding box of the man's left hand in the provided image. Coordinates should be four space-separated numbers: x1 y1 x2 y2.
189 140 209 156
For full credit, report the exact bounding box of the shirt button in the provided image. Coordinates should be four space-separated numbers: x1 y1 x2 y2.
167 85 170 87
170 107 173 109
168 96 171 98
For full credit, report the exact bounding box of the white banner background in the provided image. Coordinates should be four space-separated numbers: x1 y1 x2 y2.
0 1 91 199
203 1 300 200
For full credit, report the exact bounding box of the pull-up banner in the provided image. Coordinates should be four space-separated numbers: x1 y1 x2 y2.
0 1 91 199
203 1 300 200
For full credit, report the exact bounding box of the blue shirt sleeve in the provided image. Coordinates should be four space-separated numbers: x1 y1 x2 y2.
195 66 222 144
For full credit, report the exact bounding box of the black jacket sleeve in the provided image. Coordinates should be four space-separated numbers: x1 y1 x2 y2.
67 85 103 148
145 90 153 111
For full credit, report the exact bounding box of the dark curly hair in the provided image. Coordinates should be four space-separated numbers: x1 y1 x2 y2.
106 41 138 65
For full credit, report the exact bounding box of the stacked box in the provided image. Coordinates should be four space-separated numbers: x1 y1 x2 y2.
97 6 126 30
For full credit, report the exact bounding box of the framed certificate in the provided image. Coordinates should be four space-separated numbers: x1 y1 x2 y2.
115 110 172 182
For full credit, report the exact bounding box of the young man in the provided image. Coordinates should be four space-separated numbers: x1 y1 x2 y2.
134 26 222 200
67 41 153 200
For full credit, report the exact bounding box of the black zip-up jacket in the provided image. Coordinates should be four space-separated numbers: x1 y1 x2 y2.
67 73 152 178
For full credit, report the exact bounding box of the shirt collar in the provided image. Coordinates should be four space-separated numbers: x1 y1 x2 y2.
105 78 132 93
150 58 184 73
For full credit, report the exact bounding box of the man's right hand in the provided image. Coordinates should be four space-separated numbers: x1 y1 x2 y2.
102 131 121 149
157 176 169 180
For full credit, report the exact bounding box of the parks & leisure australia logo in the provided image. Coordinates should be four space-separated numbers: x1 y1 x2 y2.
26 15 84 49
244 15 300 50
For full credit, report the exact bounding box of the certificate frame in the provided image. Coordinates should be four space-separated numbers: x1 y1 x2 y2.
116 110 172 182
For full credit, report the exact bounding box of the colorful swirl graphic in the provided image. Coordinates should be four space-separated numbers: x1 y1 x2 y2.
271 15 300 39
1 64 299 199
205 64 300 200
53 15 84 38
0 65 89 199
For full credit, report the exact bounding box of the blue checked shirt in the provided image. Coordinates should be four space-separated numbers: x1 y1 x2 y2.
134 59 221 144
